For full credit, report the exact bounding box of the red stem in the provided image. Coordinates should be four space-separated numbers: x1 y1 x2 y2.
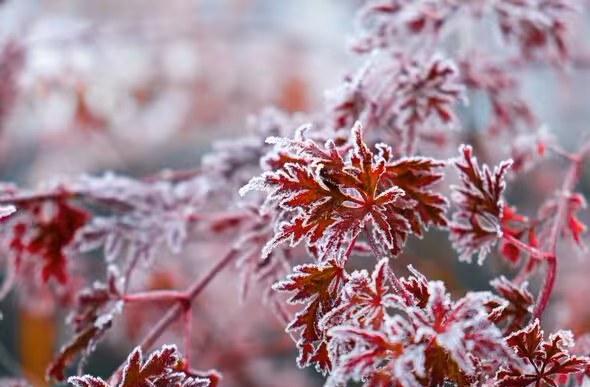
531 253 556 320
139 248 237 351
501 233 544 260
531 141 590 320
182 304 192 369
123 290 187 303
109 248 237 384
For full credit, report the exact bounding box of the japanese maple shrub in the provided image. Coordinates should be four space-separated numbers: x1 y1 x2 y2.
1 1 590 387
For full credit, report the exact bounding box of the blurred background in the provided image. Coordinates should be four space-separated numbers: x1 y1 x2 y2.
1 1 590 387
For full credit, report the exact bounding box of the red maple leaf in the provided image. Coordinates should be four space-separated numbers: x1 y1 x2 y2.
497 320 590 387
322 258 394 331
10 199 88 284
327 266 512 387
486 276 534 335
449 145 512 264
69 345 211 387
272 258 347 374
399 264 430 308
241 122 447 259
380 146 448 235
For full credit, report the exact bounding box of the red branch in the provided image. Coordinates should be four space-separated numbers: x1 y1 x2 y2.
108 248 238 385
532 141 590 320
123 290 188 303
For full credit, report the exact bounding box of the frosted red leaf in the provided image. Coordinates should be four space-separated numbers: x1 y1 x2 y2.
326 266 512 387
241 122 447 260
321 258 393 331
382 154 448 236
69 345 211 387
400 264 430 308
47 314 113 382
497 319 590 387
272 258 347 374
486 276 534 334
450 144 513 264
406 282 513 376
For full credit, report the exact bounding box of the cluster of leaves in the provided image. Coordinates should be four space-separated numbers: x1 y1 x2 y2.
272 249 590 387
241 123 590 387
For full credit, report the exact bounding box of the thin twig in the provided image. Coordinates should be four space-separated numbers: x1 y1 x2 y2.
123 290 187 303
108 248 237 384
501 233 544 260
139 248 237 351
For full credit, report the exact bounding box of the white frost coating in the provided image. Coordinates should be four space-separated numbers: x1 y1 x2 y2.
260 232 282 261
265 124 311 147
94 313 112 329
264 136 291 147
238 176 267 197
68 374 110 387
551 329 575 350
438 324 474 372
0 205 15 219
394 346 424 387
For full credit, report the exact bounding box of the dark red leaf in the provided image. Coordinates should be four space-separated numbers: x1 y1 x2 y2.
69 346 211 387
487 276 534 334
273 258 347 373
242 123 447 259
322 258 392 330
449 145 512 264
498 320 590 387
47 316 112 382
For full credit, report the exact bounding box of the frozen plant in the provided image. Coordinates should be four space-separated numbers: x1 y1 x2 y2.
1 1 590 387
